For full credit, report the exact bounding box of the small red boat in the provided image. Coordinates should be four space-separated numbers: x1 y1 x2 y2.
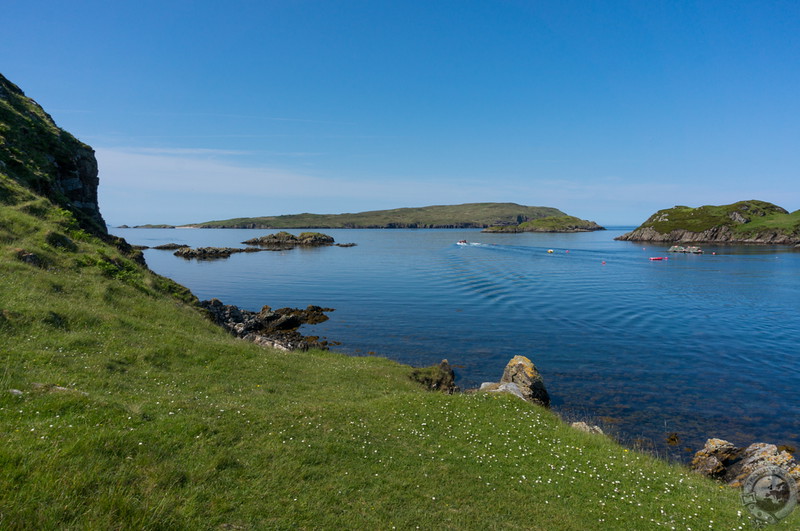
649 256 668 261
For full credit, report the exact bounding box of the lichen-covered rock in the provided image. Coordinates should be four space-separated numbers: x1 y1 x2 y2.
691 438 800 491
500 355 550 407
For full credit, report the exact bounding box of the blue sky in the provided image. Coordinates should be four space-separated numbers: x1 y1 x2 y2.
3 1 799 226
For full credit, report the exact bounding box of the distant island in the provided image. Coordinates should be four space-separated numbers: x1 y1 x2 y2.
616 200 800 245
176 203 595 230
482 215 604 233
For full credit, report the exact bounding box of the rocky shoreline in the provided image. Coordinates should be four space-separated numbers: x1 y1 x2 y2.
201 298 336 351
616 225 800 245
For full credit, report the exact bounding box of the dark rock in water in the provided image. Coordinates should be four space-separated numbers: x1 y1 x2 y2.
242 231 335 249
153 243 190 250
200 298 333 351
174 247 263 260
691 438 800 489
500 355 550 407
335 242 357 247
410 359 459 394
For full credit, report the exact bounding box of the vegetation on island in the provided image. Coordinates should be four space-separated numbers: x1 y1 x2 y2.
132 224 176 229
186 203 567 229
617 200 800 244
483 215 605 233
2 72 795 528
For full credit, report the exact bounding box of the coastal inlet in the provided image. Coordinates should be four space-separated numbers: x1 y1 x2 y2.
116 226 800 460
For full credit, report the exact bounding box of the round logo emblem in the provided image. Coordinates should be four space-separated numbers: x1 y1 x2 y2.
740 465 797 525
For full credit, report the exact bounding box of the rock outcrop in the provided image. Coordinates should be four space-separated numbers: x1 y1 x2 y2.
242 231 336 248
174 246 263 260
409 359 459 394
0 73 106 235
479 355 550 407
691 438 800 490
200 298 334 351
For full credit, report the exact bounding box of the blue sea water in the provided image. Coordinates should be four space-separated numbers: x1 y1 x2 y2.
114 227 800 459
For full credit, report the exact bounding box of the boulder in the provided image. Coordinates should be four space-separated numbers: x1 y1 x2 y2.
691 438 800 489
500 355 550 407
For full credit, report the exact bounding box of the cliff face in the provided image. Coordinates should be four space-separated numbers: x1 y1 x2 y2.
616 200 800 244
0 73 106 235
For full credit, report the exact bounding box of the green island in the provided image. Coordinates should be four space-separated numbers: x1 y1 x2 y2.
132 224 177 229
482 215 604 233
616 200 800 245
184 203 576 229
2 73 792 528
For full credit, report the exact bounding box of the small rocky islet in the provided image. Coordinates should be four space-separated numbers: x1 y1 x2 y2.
163 231 355 260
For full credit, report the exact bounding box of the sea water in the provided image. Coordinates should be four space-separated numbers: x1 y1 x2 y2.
114 227 800 459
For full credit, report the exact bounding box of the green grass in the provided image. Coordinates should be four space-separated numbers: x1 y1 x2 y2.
187 203 567 229
2 178 798 528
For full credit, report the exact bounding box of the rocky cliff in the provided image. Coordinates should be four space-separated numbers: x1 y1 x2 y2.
616 200 800 244
0 73 106 235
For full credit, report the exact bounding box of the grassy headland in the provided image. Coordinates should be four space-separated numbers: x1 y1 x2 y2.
186 203 567 229
617 200 800 243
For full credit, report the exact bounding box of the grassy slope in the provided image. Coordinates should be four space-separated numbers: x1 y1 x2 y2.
190 203 566 229
638 200 800 237
2 177 793 528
